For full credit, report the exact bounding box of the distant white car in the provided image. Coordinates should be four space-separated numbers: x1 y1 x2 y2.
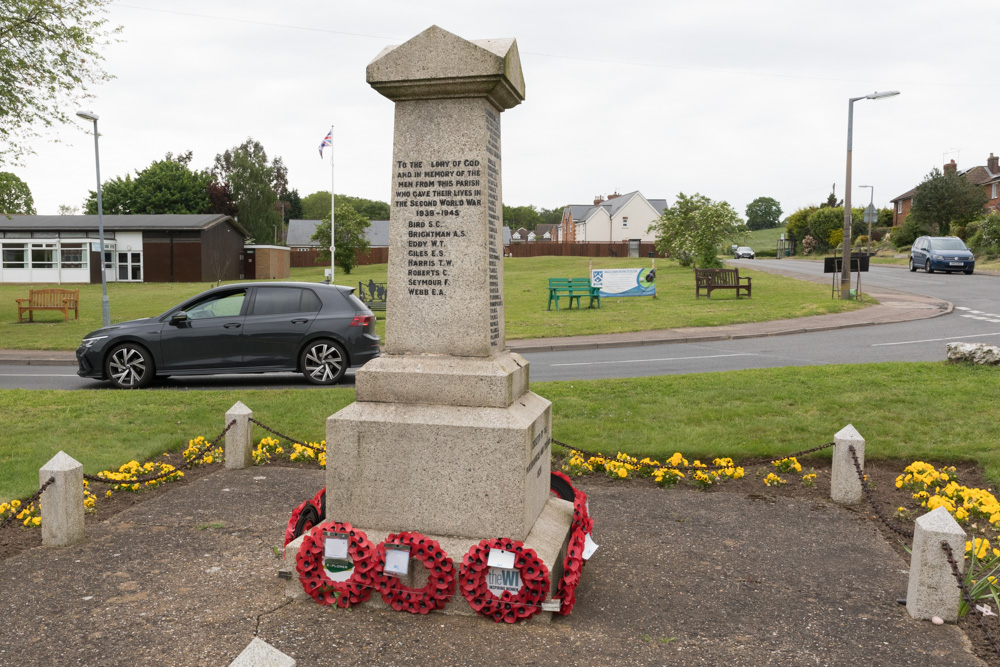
733 246 755 259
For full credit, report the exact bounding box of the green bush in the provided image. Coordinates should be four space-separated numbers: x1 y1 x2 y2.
891 217 924 248
754 248 777 258
969 212 1000 256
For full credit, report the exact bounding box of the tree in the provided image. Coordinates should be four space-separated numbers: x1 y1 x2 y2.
311 201 371 275
784 206 816 242
213 139 284 243
301 191 331 220
0 0 120 164
537 206 565 227
57 204 79 215
503 204 541 230
745 197 783 231
279 188 303 224
909 167 989 236
301 191 389 222
84 153 210 214
648 192 745 268
0 172 36 214
207 179 238 217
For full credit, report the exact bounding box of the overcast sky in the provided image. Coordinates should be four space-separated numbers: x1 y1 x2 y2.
14 0 1000 221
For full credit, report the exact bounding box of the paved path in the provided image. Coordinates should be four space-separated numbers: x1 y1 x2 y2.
0 468 985 666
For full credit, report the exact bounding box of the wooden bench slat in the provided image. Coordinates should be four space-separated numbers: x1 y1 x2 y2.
16 288 80 323
694 268 751 299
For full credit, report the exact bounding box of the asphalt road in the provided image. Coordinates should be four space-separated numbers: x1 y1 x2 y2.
4 259 998 389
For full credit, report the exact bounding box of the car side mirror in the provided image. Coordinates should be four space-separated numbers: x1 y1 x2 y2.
169 311 189 325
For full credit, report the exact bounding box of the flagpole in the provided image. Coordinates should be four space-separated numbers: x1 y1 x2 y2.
330 125 336 285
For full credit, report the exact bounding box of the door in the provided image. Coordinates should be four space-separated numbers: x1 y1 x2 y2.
159 289 247 371
628 239 640 258
241 286 321 368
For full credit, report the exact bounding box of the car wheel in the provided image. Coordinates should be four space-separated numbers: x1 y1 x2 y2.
301 340 347 385
908 258 917 272
965 268 975 275
105 343 155 389
925 260 934 274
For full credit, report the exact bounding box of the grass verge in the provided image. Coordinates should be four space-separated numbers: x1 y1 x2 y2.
0 256 867 350
2 361 997 500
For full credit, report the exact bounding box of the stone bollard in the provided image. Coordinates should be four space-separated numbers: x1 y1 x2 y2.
224 401 253 470
907 506 966 622
39 451 85 547
830 424 865 505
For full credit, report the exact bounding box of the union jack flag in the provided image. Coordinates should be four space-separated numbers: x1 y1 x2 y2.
319 129 333 158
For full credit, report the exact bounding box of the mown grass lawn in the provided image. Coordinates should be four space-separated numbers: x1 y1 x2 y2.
0 256 867 349
2 362 997 501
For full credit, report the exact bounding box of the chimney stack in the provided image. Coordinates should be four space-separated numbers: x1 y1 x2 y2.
594 195 604 205
989 153 999 175
607 191 621 200
944 159 958 174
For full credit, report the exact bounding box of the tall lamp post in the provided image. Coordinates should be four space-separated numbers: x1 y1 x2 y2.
841 91 899 300
76 110 110 326
858 184 874 255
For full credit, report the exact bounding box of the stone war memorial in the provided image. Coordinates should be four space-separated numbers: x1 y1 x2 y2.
292 26 590 622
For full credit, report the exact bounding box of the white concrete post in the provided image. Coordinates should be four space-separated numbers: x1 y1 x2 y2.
907 506 966 622
830 424 865 505
224 401 253 470
229 637 297 667
39 451 85 547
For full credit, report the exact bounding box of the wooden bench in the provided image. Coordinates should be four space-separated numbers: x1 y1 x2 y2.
547 278 601 310
16 288 80 323
694 268 751 299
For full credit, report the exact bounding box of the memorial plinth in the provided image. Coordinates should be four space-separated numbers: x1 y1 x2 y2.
325 26 571 617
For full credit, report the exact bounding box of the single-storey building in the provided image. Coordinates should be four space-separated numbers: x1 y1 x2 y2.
0 214 248 284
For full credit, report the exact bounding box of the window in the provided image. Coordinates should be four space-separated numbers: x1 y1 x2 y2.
252 287 320 315
992 183 998 200
622 216 629 227
2 244 26 268
117 251 142 281
896 201 903 214
30 243 56 268
186 290 247 320
60 244 88 269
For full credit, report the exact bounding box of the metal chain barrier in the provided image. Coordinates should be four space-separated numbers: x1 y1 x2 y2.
0 476 54 531
84 419 236 487
249 417 324 454
552 438 835 472
847 444 914 539
942 540 1000 660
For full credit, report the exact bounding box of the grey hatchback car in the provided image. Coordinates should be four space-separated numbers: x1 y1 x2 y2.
77 282 380 388
909 236 975 274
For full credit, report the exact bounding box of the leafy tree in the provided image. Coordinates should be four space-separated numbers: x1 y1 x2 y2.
83 174 134 214
207 179 238 217
213 139 284 243
301 191 331 220
0 172 36 214
84 154 210 214
820 188 842 208
311 201 371 275
503 204 541 230
57 204 79 215
0 0 120 164
279 188 303 224
909 167 989 236
301 191 389 222
784 206 817 243
537 206 565 227
648 192 745 268
745 196 782 231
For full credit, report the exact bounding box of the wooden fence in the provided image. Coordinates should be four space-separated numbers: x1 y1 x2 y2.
290 242 660 268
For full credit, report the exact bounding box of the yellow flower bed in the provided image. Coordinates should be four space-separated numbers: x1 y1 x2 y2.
896 461 1000 528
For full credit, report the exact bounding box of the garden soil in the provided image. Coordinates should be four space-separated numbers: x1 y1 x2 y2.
0 460 994 666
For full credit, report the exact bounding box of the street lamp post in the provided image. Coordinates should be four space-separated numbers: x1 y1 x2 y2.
76 110 110 327
859 184 874 255
841 91 899 300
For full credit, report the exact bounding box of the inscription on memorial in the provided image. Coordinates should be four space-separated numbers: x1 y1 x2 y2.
394 158 482 297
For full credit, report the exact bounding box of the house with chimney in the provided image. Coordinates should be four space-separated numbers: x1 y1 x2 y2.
891 153 1000 226
559 191 667 244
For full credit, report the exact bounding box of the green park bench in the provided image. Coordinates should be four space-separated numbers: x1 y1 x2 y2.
547 278 601 310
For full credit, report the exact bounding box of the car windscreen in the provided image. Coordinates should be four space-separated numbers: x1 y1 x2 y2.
930 238 969 251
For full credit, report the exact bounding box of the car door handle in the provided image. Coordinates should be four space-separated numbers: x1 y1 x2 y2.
224 323 242 329
291 318 309 324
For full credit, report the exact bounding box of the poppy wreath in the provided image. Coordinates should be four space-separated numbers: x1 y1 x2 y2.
283 487 325 546
554 524 587 615
372 532 456 614
459 538 550 623
295 520 376 608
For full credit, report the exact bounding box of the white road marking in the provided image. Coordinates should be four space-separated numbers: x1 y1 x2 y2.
873 332 1000 346
551 353 754 367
